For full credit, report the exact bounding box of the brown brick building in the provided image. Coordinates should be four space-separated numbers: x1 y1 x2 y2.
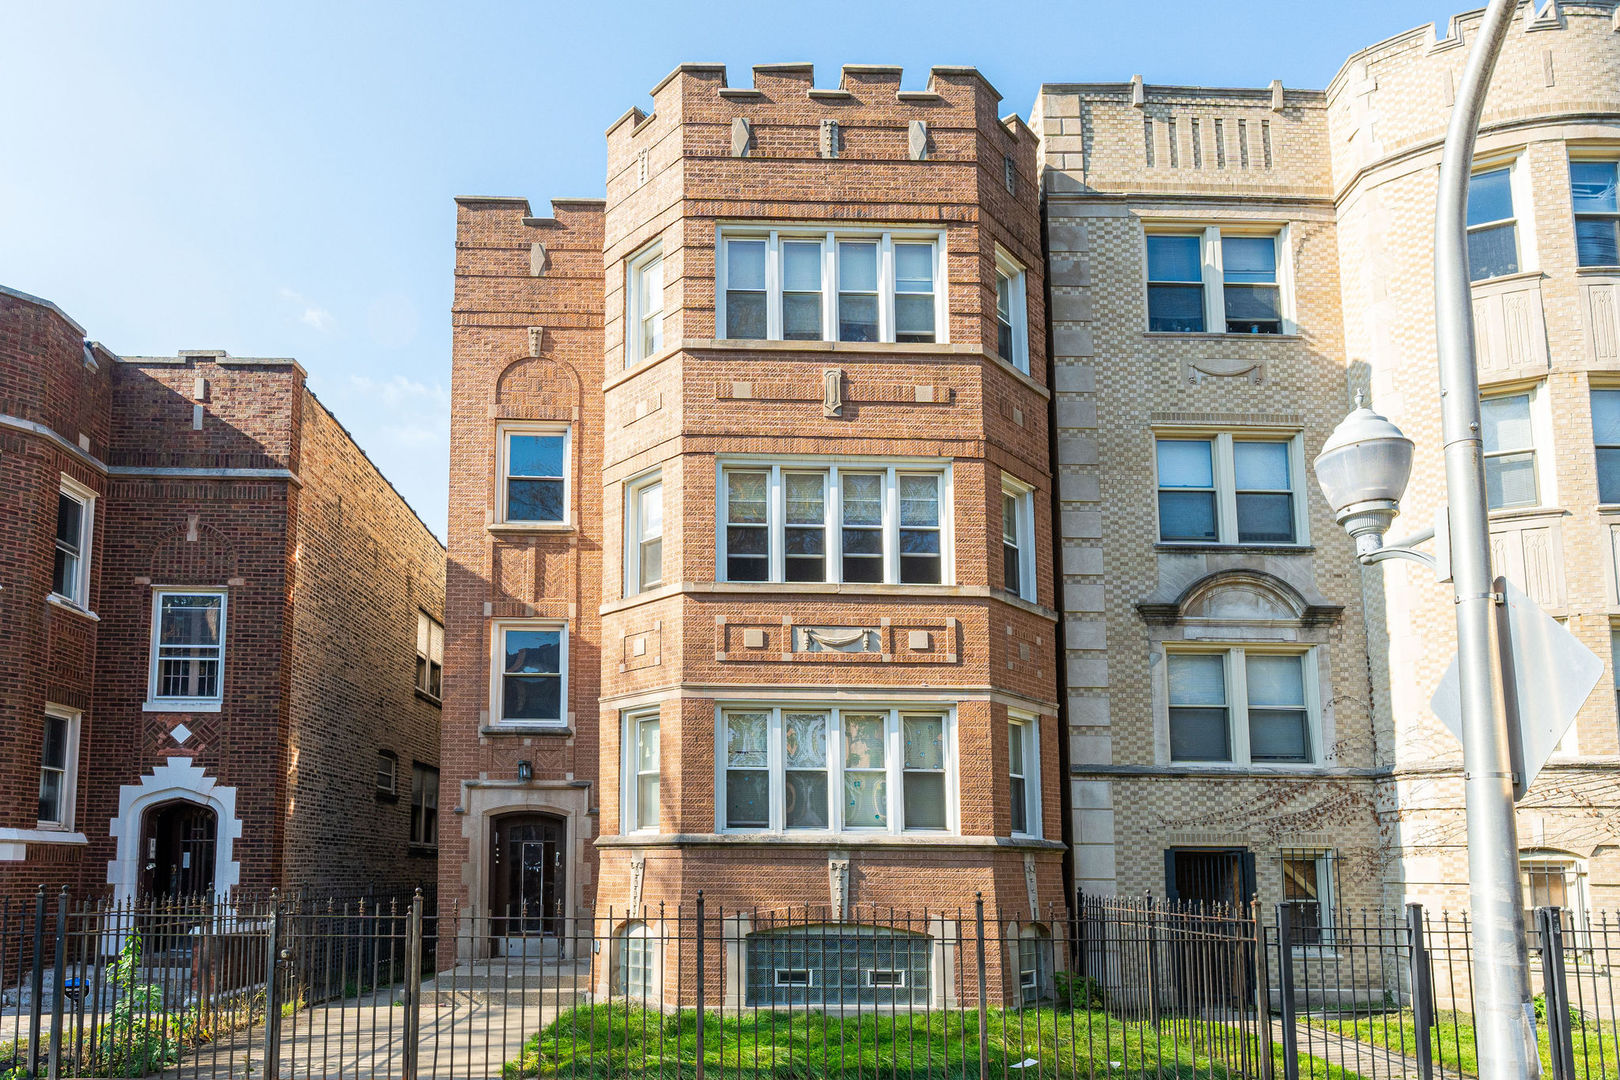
0 284 444 904
445 63 1063 1003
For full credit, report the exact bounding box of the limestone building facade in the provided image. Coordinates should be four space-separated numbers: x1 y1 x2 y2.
1037 0 1620 923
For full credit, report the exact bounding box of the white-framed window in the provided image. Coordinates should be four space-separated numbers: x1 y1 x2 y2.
627 245 664 366
491 621 568 727
1521 850 1587 929
625 473 663 596
1571 157 1620 268
1594 388 1620 505
416 611 443 699
718 461 950 586
1017 924 1051 1004
1165 647 1319 765
38 706 80 830
51 477 94 608
376 750 398 796
148 589 227 707
994 249 1029 373
1281 850 1335 946
624 709 660 832
410 762 438 846
1468 165 1521 281
1145 227 1288 335
1001 477 1035 602
717 705 954 835
614 922 654 998
1481 387 1551 511
498 424 569 525
716 226 948 345
1008 714 1040 838
1154 433 1305 545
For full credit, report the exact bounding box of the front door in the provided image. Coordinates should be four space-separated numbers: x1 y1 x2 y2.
490 814 566 954
1163 848 1256 1013
141 800 218 899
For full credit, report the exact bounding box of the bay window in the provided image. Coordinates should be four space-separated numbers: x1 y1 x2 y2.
51 478 94 608
625 473 663 595
1571 159 1620 268
719 461 950 586
1468 166 1520 281
719 706 954 834
1001 478 1035 602
994 249 1030 373
625 710 660 832
717 227 946 345
1480 389 1540 510
1008 715 1040 838
1166 647 1317 766
627 245 664 365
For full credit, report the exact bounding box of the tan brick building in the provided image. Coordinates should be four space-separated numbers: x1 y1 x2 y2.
1037 0 1620 926
0 285 445 904
445 63 1064 1002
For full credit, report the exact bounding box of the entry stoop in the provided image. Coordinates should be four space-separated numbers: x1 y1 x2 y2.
418 956 593 1006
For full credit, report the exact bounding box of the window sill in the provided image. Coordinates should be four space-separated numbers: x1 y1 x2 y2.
1142 331 1301 342
603 581 1059 620
46 594 99 620
0 828 88 846
1163 762 1323 773
1470 268 1545 288
487 521 574 536
414 688 443 708
480 724 573 737
407 843 438 857
143 700 223 713
677 339 1052 398
597 832 1068 851
1488 505 1566 523
1155 543 1314 555
1576 265 1620 276
376 789 400 803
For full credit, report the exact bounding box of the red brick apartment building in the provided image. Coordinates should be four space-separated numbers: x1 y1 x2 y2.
0 284 445 905
445 62 1062 1002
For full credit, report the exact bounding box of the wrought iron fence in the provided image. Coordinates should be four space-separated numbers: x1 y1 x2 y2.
0 886 1614 1078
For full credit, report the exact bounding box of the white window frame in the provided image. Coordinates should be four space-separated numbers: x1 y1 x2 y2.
1280 850 1336 947
1143 225 1293 335
993 248 1029 374
624 471 664 597
38 705 80 831
1000 475 1036 602
1008 713 1041 839
145 587 228 711
50 475 95 609
1570 153 1620 269
716 459 954 586
1152 430 1308 547
489 619 569 730
626 243 665 367
496 423 571 527
715 224 950 346
715 704 957 836
376 750 398 796
416 611 443 700
1480 383 1555 513
1162 645 1322 767
623 708 661 833
1468 155 1539 282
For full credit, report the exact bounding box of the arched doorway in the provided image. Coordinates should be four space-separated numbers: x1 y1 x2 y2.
489 812 566 956
141 799 219 899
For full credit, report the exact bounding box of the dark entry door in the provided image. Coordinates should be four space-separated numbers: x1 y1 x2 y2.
141 800 218 899
490 814 566 940
1163 848 1256 1013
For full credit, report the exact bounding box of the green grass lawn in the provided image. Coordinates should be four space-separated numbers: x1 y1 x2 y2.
1309 1007 1620 1079
505 1004 1366 1079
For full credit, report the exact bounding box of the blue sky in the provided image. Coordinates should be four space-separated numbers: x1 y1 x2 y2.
1 0 1459 540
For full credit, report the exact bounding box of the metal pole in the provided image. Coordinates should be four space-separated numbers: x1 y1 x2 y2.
1275 904 1298 1080
47 888 67 1080
1406 903 1435 1080
694 890 705 1080
974 893 989 1080
1433 1 1539 1076
1536 906 1576 1080
263 892 282 1077
402 889 423 1080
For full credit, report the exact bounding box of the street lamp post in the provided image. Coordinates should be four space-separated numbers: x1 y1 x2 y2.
1315 1 1540 1077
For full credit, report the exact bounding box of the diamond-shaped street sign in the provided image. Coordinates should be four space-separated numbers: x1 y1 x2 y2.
1430 578 1604 800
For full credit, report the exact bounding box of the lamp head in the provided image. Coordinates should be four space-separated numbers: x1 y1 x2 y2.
1313 395 1415 556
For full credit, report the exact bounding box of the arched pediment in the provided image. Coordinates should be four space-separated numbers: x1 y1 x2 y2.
494 355 581 419
1137 569 1342 627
